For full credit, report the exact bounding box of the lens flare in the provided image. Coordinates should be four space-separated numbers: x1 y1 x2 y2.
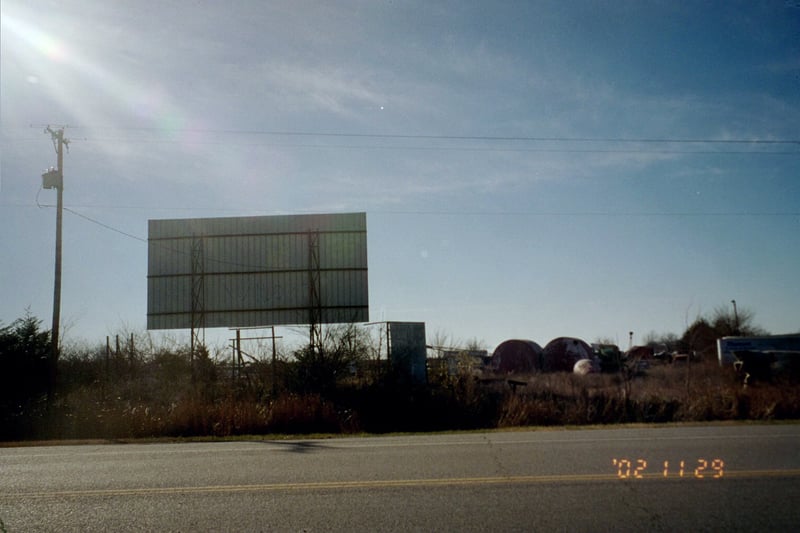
2 9 202 153
2 14 69 62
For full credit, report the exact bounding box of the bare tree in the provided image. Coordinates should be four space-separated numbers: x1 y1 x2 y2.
290 323 374 393
709 305 768 337
678 304 770 360
462 337 487 352
594 336 617 346
642 331 679 349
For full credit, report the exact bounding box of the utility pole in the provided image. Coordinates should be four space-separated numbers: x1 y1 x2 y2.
731 299 740 336
42 126 68 403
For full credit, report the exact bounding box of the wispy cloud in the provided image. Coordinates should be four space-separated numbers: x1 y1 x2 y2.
259 62 387 117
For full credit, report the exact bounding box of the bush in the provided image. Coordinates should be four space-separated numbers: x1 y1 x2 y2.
0 313 51 440
3 317 800 442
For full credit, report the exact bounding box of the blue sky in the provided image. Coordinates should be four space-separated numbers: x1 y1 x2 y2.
2 0 799 353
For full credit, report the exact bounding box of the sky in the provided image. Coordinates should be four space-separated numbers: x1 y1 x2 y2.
2 0 799 355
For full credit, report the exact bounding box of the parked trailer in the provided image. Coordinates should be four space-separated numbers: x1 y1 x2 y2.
718 334 800 381
717 334 800 365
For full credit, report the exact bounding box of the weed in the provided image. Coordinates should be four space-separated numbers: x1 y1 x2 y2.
4 345 800 441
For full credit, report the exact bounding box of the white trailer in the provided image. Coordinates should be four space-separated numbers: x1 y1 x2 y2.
717 334 800 367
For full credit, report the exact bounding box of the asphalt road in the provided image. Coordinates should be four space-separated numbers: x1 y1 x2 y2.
2 424 799 532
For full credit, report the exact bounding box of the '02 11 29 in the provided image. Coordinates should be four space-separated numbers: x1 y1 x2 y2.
612 458 725 479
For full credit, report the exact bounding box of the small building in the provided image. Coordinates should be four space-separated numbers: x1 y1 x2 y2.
627 345 654 360
387 322 428 385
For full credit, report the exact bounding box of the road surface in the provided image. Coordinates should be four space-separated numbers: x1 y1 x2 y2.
2 424 799 531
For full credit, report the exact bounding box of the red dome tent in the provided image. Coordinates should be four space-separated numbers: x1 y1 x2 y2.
542 337 594 372
490 339 543 374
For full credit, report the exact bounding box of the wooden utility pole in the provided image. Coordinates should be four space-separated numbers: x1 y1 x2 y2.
43 126 67 403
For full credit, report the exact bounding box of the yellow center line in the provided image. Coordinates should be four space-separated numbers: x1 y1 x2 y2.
5 469 800 499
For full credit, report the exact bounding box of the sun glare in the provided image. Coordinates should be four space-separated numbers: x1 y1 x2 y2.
2 13 68 62
2 7 196 146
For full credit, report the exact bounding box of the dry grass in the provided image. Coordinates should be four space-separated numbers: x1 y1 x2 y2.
5 355 799 441
496 358 800 427
45 391 348 439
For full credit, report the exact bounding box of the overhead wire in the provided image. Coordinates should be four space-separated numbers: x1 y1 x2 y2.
62 207 147 243
17 124 799 254
40 202 800 247
48 125 800 145
8 125 800 154
31 202 797 292
24 199 798 275
57 205 289 271
59 140 800 156
23 201 800 220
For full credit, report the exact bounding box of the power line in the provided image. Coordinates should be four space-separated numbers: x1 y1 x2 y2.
40 203 800 231
63 207 147 242
8 128 800 155
52 205 797 298
31 203 799 280
375 210 800 217
59 207 299 271
22 125 800 146
55 140 800 155
9 137 799 156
